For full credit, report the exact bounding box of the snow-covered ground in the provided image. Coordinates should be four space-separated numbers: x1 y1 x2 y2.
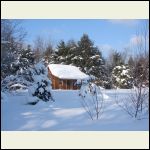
1 89 149 131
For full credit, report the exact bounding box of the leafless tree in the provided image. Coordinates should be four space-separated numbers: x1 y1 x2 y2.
1 19 27 49
33 36 46 63
1 19 27 78
131 20 149 86
33 36 55 64
44 39 54 63
115 20 149 120
121 47 130 64
79 82 104 120
115 87 149 120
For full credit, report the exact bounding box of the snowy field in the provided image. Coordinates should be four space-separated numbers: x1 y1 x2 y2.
1 89 149 131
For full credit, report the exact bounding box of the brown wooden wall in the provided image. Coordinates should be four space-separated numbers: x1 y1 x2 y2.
48 67 79 90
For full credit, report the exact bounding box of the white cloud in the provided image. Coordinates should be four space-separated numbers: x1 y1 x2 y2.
123 34 149 56
130 35 149 46
130 35 143 45
108 19 139 26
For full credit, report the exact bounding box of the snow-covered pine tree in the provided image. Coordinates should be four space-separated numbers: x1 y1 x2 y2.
53 40 77 65
112 51 124 67
18 45 34 70
77 34 107 87
49 52 59 64
105 50 125 89
56 34 108 86
56 40 69 64
1 45 35 92
65 40 78 65
19 45 35 81
28 61 54 104
54 34 108 87
112 65 133 89
107 51 124 74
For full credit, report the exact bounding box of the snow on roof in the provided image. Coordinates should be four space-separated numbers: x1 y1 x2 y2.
48 64 89 80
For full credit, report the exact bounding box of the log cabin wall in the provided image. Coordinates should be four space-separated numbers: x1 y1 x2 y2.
62 80 67 89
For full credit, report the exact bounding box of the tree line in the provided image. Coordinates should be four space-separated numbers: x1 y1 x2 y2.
1 19 149 89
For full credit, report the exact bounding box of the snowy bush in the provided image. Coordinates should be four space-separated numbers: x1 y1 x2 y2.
115 87 149 120
79 82 104 120
31 76 53 102
9 84 27 91
112 65 133 89
28 61 54 104
1 74 30 92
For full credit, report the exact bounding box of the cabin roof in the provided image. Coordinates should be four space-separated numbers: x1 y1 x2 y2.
48 64 89 80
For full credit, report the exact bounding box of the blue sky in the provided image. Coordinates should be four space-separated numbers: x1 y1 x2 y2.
21 19 148 58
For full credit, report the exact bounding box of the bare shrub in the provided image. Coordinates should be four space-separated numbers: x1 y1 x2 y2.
115 87 149 120
79 82 104 120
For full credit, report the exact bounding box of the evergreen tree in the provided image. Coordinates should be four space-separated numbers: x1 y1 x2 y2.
112 65 133 89
10 45 34 75
65 40 78 65
1 45 35 91
55 34 108 87
76 34 107 87
112 51 124 68
57 40 69 64
4 45 35 83
105 51 125 89
28 61 54 104
57 40 66 56
19 45 34 69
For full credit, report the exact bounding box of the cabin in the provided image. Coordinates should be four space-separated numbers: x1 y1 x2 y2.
48 64 89 90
